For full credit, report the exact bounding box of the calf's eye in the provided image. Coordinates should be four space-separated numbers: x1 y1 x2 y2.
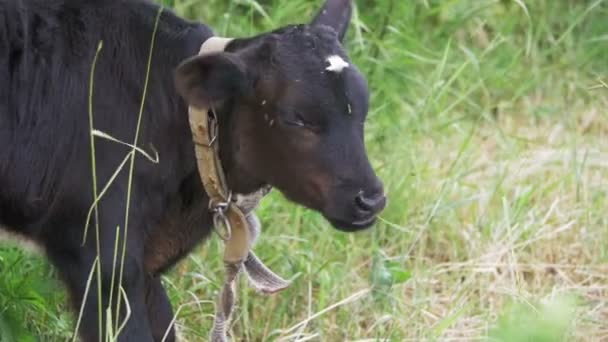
274 108 321 133
282 112 319 130
286 119 306 127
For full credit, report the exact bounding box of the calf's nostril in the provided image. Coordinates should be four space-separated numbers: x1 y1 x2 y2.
355 191 386 213
355 194 370 211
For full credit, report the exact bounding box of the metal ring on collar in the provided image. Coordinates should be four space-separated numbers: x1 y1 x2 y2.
213 207 232 241
208 192 233 212
210 191 233 241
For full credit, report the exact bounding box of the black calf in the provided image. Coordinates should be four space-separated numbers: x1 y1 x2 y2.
0 0 385 340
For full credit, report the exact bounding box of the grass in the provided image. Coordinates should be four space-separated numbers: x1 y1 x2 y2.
1 0 607 340
0 245 71 341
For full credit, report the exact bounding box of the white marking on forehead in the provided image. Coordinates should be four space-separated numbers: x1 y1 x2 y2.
325 55 349 73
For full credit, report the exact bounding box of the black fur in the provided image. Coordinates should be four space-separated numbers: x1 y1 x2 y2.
0 0 385 340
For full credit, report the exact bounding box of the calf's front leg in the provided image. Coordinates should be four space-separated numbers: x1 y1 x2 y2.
146 276 175 342
45 214 154 342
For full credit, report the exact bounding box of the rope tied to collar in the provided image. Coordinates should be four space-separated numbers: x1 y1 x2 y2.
188 37 290 342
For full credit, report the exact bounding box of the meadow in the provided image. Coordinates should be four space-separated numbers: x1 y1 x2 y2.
1 0 607 341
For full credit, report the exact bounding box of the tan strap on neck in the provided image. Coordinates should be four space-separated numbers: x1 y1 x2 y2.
189 37 252 264
188 36 290 342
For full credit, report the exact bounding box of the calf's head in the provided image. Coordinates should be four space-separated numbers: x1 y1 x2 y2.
175 0 386 232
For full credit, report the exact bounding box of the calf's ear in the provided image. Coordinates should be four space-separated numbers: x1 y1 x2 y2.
174 53 249 109
311 0 352 42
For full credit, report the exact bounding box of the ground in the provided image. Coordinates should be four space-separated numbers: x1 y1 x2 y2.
0 0 607 341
